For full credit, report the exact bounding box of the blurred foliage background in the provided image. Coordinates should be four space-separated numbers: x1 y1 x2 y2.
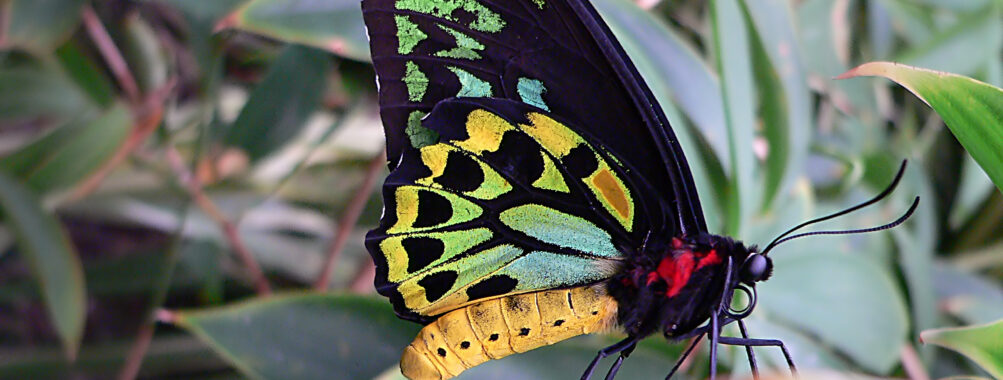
0 0 1001 379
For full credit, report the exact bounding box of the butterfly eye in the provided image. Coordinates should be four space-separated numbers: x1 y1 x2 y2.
740 254 770 284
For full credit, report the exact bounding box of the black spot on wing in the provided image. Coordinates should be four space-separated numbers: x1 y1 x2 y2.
562 144 598 178
418 270 458 303
413 189 453 228
466 275 518 301
482 131 545 188
404 237 446 273
435 150 482 192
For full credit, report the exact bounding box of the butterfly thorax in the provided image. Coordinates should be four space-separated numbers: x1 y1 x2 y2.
608 234 758 339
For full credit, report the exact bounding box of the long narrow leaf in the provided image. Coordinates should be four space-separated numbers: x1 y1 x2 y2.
216 0 370 61
839 62 1003 193
711 0 757 235
921 319 1003 378
0 172 86 359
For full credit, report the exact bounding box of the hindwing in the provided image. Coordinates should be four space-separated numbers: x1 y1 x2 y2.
368 98 657 322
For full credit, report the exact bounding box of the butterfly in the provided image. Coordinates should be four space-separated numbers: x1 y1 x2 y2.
360 0 919 378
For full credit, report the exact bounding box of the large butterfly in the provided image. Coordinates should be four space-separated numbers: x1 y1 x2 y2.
361 0 917 379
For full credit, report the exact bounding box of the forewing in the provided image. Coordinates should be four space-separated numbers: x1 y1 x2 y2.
362 0 707 239
368 98 654 322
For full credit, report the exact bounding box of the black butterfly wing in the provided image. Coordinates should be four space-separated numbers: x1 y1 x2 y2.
362 0 707 239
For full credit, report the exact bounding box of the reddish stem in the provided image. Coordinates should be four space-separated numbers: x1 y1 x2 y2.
165 147 272 295
314 150 386 290
81 5 141 103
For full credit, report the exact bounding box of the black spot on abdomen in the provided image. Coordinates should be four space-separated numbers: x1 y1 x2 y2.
418 271 458 303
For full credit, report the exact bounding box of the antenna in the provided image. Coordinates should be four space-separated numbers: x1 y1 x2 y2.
761 197 919 254
761 160 911 256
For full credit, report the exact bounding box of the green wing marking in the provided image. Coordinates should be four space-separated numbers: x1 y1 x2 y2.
394 15 427 54
499 204 619 258
404 62 429 102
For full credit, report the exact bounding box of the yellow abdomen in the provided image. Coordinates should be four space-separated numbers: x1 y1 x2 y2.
400 284 618 380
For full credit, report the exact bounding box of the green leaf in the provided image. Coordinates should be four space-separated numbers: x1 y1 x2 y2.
0 172 86 359
0 65 99 124
0 103 132 193
933 264 1003 325
921 319 1003 378
223 45 330 162
711 0 757 236
838 62 1003 194
55 44 117 107
741 0 813 211
797 0 880 122
121 14 170 94
875 0 936 46
758 251 909 373
2 0 86 51
895 7 1003 77
913 0 996 13
172 293 421 380
217 0 370 62
153 0 247 21
460 336 686 379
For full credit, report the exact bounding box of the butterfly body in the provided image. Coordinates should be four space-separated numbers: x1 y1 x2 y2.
401 284 617 380
394 229 766 380
610 235 760 340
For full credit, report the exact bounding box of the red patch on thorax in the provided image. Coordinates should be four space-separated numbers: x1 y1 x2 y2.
647 247 723 298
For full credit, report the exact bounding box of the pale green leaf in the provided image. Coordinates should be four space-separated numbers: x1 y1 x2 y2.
921 319 1003 378
839 62 1003 194
0 172 86 359
217 0 370 61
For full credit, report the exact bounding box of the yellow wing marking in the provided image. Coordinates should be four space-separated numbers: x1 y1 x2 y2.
454 109 516 154
587 163 634 230
518 111 635 232
382 228 494 283
387 186 483 234
531 151 570 193
396 244 523 313
520 112 582 158
417 143 512 200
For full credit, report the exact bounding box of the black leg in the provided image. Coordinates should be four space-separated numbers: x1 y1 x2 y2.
707 257 734 380
603 342 636 380
581 336 638 380
718 336 798 378
664 332 705 380
738 320 759 380
709 312 720 380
